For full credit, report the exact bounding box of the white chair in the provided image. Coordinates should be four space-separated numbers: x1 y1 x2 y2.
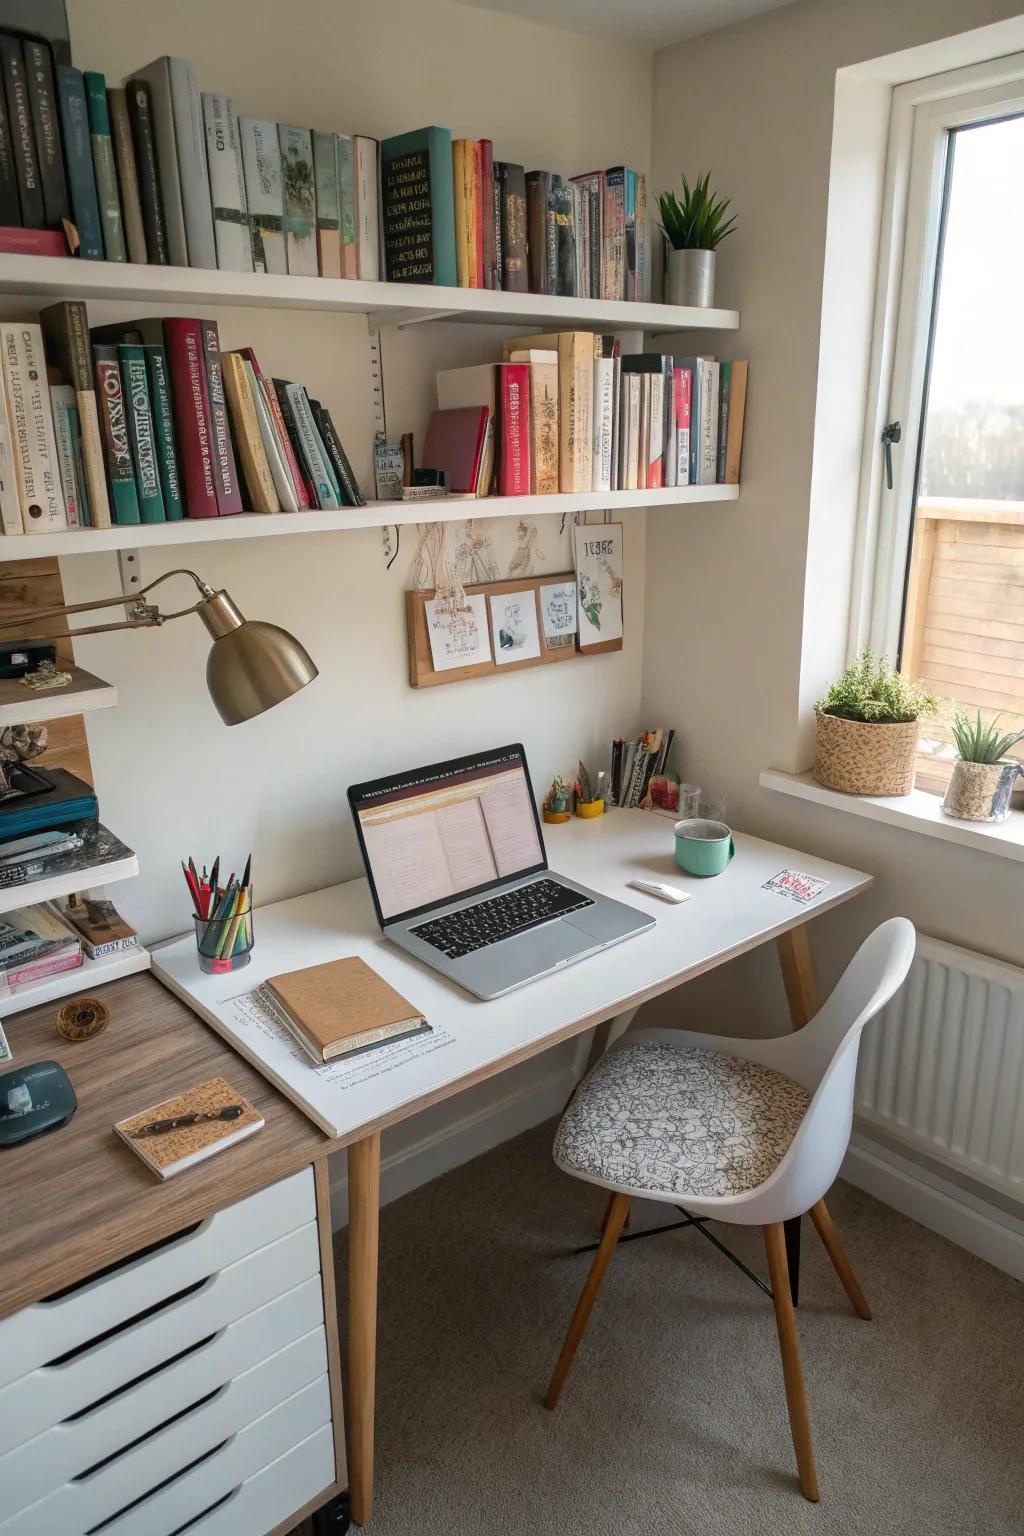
544 917 916 1502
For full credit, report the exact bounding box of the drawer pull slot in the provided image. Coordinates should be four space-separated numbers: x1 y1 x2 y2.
43 1223 204 1302
75 1385 226 1481
65 1331 221 1422
46 1278 211 1368
166 1485 241 1536
84 1437 233 1534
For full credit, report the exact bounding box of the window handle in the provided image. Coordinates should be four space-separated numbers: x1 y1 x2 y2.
882 421 902 490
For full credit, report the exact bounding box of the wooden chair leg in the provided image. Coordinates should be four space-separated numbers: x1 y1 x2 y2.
763 1223 820 1502
546 1192 631 1410
809 1199 872 1320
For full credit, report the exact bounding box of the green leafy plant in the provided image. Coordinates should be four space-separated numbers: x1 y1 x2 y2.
950 710 1024 764
658 172 736 251
818 651 938 724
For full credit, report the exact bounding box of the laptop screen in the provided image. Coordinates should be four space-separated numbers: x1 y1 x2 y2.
349 744 547 926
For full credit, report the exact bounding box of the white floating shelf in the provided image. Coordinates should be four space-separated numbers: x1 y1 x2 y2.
0 666 117 726
0 484 738 560
0 839 139 912
0 254 739 333
0 943 150 1018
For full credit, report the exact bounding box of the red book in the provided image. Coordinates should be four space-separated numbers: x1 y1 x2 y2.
163 318 219 517
471 141 485 289
3 950 83 990
479 139 495 290
201 321 244 516
421 406 489 494
0 226 67 257
497 363 531 496
673 366 692 487
241 346 310 509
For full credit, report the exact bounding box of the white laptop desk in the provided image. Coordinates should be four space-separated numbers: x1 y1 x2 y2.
153 808 871 1526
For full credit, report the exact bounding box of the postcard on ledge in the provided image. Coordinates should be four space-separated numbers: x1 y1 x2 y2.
574 522 623 647
490 589 541 664
115 1077 263 1180
540 580 577 650
425 593 492 671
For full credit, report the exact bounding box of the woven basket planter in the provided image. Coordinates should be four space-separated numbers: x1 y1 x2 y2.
942 759 1020 823
813 711 920 796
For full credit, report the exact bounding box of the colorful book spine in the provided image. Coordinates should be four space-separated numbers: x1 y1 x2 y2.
0 53 19 226
0 380 23 535
0 36 42 227
550 180 576 298
92 345 140 525
118 344 165 522
716 361 731 484
492 162 503 293
201 321 244 515
452 140 472 288
724 361 747 484
84 73 126 262
313 129 341 278
239 117 286 274
279 382 339 508
498 363 530 496
144 346 184 520
125 79 168 263
593 356 614 493
309 399 365 507
380 125 456 287
496 163 527 293
23 41 68 228
353 135 379 281
278 124 317 277
38 301 113 528
479 139 495 289
69 403 91 526
107 87 147 264
243 347 308 507
1 325 68 532
470 140 484 288
222 352 278 514
55 68 104 260
525 171 554 295
239 356 297 512
128 59 187 267
49 385 82 527
697 358 720 484
162 318 218 517
647 371 664 489
203 92 252 273
336 133 357 279
169 57 215 268
624 170 637 301
603 167 625 301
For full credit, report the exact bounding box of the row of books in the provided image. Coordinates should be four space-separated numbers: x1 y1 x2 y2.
611 729 676 809
426 336 747 496
0 894 137 996
0 302 364 535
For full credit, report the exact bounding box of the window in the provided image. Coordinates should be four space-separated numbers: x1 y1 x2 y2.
857 58 1024 792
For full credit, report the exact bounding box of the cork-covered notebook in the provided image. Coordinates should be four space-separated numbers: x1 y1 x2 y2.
265 955 428 1064
115 1077 264 1179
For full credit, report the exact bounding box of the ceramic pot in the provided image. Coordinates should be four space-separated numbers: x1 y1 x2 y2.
665 247 716 307
813 711 920 797
942 759 1020 822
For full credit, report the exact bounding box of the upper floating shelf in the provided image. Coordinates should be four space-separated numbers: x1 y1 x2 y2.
0 485 737 560
0 255 739 333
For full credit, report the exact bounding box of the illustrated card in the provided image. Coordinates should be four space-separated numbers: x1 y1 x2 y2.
490 589 541 664
762 870 830 905
540 581 577 649
574 522 623 647
425 594 492 671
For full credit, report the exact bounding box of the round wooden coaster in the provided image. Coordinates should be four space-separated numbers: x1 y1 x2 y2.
56 997 109 1043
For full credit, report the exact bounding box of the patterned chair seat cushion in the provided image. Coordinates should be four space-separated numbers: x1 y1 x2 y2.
554 1040 812 1200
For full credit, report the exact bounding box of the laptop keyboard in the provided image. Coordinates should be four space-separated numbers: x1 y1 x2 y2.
410 878 594 959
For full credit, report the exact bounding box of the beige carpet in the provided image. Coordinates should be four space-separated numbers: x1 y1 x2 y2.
301 1121 1024 1535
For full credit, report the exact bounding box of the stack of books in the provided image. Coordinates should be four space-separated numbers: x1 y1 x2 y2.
611 729 676 808
0 303 363 535
429 347 747 497
0 904 82 995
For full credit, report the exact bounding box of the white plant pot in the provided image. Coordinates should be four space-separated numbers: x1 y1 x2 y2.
665 248 716 308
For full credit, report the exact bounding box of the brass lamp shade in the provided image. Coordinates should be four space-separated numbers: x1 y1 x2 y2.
198 590 318 725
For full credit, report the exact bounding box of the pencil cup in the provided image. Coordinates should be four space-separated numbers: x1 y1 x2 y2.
194 904 254 974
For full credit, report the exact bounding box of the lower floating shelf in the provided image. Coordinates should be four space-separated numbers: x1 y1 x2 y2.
0 484 738 560
0 943 151 1017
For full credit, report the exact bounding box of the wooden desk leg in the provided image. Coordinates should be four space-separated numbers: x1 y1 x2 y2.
776 925 821 1305
348 1133 381 1527
583 1006 638 1076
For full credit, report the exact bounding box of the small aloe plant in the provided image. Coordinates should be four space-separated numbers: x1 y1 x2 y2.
657 172 736 251
950 710 1024 764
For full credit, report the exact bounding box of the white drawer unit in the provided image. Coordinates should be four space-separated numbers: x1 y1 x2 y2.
0 1168 339 1536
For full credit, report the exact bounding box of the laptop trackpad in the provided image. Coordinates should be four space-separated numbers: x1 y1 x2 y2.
456 920 590 996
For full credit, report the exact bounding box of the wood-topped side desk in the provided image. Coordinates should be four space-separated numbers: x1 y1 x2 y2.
152 808 872 1526
0 974 348 1536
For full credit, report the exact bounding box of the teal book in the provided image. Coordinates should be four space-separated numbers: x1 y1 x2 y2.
92 346 140 525
83 71 126 262
117 345 164 522
380 126 456 287
68 402 92 527
143 345 184 520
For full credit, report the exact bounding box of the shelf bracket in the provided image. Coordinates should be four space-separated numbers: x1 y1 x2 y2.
365 308 460 331
117 548 142 619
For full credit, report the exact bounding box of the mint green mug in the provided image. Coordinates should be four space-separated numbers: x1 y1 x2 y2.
674 818 735 877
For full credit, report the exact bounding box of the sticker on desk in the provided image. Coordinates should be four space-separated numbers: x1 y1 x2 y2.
762 870 830 906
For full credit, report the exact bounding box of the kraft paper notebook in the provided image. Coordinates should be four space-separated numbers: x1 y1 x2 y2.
115 1077 263 1179
265 955 429 1064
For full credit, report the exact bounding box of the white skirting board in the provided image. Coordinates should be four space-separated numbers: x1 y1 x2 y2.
843 1131 1024 1282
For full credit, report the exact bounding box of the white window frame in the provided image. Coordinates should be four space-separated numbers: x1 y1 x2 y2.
849 52 1024 664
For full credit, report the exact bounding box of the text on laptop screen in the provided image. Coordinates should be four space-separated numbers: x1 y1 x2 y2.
354 751 544 921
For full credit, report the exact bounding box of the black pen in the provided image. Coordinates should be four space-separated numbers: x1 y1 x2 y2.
132 1105 244 1137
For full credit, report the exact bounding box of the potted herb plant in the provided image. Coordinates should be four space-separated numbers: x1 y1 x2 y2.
942 712 1023 823
657 172 735 308
814 651 938 797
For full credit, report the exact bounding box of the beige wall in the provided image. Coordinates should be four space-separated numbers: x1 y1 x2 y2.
59 0 654 945
642 0 1024 1034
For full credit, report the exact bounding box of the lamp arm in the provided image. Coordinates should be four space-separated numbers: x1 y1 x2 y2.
0 568 213 634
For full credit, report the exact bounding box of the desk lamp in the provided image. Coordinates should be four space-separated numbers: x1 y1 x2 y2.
1 567 318 724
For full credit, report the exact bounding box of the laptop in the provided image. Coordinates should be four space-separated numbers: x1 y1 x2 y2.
348 744 654 999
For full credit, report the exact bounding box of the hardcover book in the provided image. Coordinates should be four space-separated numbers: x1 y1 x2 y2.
278 124 318 277
201 321 244 515
39 301 113 528
236 354 297 512
452 138 477 288
203 92 252 273
723 360 748 484
504 331 593 493
49 385 82 527
107 87 147 264
312 129 341 278
380 126 456 287
239 117 286 274
479 138 496 288
0 53 19 227
118 344 165 522
0 35 42 228
716 360 731 484
241 347 308 507
496 367 531 496
549 180 577 298
0 381 21 535
280 383 340 508
23 40 68 228
143 346 184 520
163 317 218 517
603 167 626 301
265 956 427 1065
422 405 489 495
126 78 168 263
83 72 126 262
353 135 379 280
51 893 138 959
309 399 365 507
496 162 527 292
509 350 558 495
222 352 278 515
55 67 104 260
336 132 357 279
131 57 216 269
92 344 140 525
115 1078 263 1180
525 170 555 295
2 324 68 532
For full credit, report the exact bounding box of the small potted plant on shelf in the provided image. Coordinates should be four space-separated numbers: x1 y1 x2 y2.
657 171 735 308
814 651 938 797
942 711 1023 823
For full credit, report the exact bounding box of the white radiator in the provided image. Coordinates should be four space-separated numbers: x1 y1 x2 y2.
855 934 1024 1202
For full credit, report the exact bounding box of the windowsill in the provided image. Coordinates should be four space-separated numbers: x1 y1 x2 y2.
759 769 1024 865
